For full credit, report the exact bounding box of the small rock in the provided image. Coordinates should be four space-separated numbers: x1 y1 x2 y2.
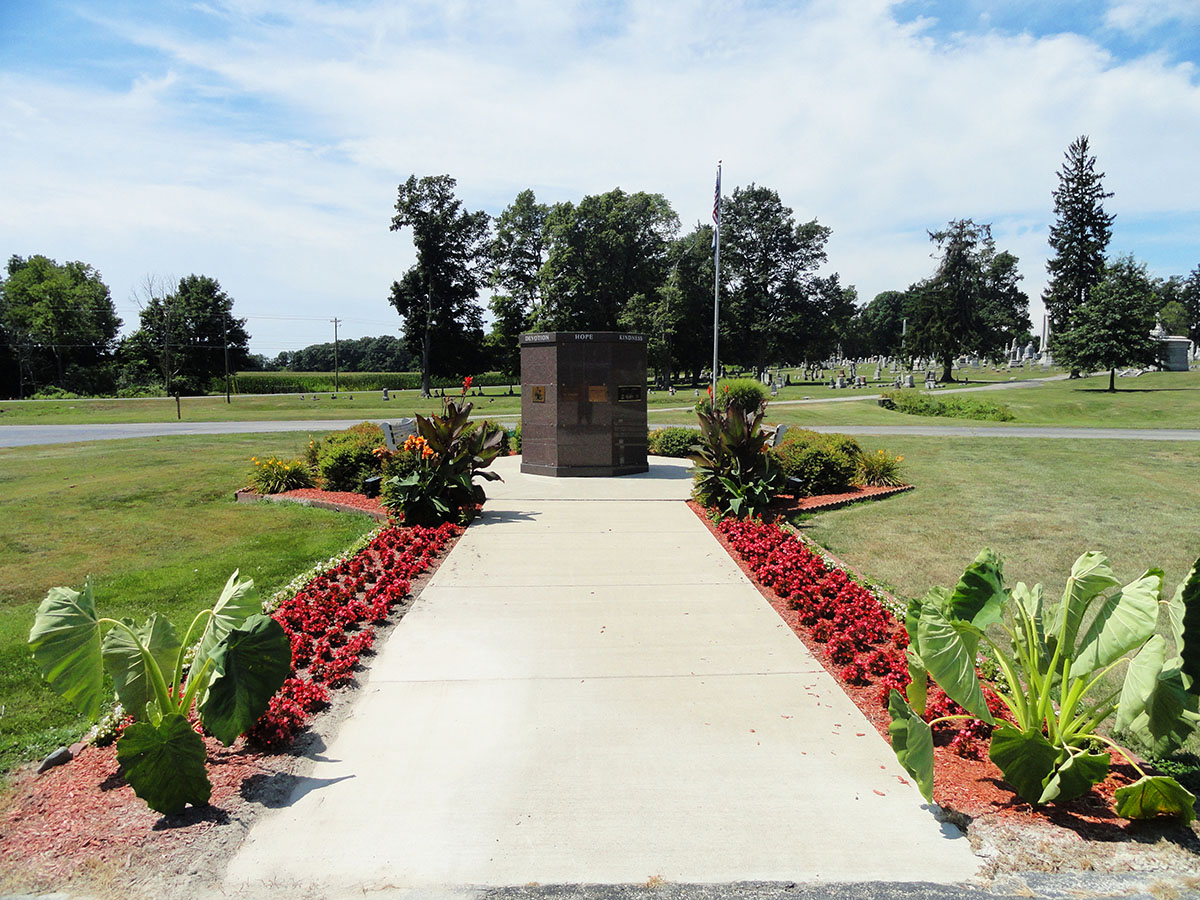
37 745 73 773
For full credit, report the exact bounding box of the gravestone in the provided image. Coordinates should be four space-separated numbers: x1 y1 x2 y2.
904 373 915 388
520 331 648 477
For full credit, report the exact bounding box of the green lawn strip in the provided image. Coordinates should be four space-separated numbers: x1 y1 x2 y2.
0 374 1061 425
0 433 377 779
793 436 1200 602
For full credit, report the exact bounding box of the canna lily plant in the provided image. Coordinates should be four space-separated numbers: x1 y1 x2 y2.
381 395 504 525
888 549 1199 821
690 401 785 520
29 572 291 815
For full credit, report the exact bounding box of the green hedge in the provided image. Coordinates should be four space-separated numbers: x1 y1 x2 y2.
881 390 1015 422
313 422 387 492
231 371 521 395
693 378 767 415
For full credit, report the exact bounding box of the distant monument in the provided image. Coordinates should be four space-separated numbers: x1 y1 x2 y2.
1152 321 1192 372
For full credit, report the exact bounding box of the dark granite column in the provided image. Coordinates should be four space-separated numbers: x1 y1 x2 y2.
520 332 649 477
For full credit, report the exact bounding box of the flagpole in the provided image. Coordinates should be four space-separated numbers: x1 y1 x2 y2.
711 160 721 409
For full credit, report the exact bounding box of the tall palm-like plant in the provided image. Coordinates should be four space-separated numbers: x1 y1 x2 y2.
690 401 784 519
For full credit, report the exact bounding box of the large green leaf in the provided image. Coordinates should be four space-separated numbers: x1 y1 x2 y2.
1123 658 1200 758
1116 635 1167 732
1113 775 1197 823
28 581 105 720
191 571 259 689
989 722 1059 804
947 548 1006 630
101 614 181 720
116 712 212 815
916 601 995 723
1069 569 1162 679
904 645 928 715
904 594 924 650
887 690 934 802
197 615 291 746
1038 748 1109 804
1168 557 1200 683
1050 551 1120 657
1010 581 1048 668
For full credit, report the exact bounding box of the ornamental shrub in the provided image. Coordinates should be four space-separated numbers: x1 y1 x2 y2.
648 427 696 457
771 430 859 496
379 397 504 525
856 448 905 487
315 422 386 492
691 402 785 519
509 422 522 453
693 378 768 415
249 456 315 494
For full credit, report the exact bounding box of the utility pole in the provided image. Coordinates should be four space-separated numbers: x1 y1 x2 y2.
331 317 341 393
163 296 172 399
223 313 231 404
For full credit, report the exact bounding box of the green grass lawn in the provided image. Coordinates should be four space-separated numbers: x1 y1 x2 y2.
653 370 1200 430
795 435 1200 601
0 432 378 779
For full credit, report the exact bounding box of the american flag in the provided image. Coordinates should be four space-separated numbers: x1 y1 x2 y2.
712 161 721 226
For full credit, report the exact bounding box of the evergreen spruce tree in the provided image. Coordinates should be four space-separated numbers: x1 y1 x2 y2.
1043 135 1115 336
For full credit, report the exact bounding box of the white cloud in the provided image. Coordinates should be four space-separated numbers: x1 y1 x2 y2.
1105 0 1200 34
3 0 1199 355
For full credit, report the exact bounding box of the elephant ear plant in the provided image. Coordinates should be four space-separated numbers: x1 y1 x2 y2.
888 550 1200 822
28 572 291 815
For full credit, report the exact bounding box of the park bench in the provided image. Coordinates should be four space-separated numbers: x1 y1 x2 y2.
380 418 418 452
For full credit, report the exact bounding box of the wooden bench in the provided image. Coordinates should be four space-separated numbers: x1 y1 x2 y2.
380 418 418 452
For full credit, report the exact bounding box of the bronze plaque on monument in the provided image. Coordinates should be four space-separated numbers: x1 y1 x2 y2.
520 331 649 477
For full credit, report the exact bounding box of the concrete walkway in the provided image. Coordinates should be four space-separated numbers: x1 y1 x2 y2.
222 457 978 897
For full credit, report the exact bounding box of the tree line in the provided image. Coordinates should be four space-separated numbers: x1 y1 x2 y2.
841 136 1200 386
4 146 1198 400
389 176 856 394
0 262 252 398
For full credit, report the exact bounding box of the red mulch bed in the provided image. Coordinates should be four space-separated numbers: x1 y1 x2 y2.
688 500 1178 841
235 487 388 520
772 483 913 513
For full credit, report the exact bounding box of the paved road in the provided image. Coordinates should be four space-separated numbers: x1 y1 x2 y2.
4 419 1198 448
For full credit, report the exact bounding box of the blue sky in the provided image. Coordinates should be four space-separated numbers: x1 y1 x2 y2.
2 1 1199 357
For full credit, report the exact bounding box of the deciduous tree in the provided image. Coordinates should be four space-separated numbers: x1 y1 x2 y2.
0 255 121 397
1053 255 1160 392
389 174 490 396
488 189 549 376
720 185 832 374
539 188 678 330
124 274 250 395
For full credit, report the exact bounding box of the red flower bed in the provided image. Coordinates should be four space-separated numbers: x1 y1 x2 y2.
246 522 460 749
715 516 1001 759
